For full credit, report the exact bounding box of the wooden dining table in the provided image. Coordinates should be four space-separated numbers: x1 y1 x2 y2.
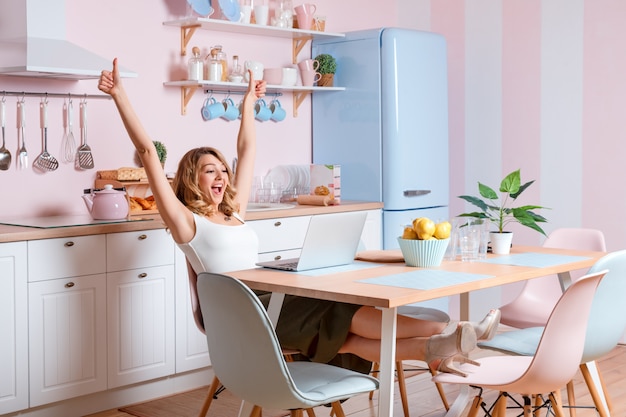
228 245 605 417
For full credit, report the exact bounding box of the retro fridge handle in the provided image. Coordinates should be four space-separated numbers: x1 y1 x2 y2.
403 190 431 197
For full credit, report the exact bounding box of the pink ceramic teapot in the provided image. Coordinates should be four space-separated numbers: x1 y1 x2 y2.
82 184 129 220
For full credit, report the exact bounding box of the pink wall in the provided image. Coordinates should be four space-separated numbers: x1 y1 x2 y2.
2 0 626 254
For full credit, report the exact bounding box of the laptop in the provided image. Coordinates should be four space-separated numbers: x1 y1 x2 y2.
256 211 367 272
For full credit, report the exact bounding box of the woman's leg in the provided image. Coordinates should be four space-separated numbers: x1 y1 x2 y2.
348 306 448 339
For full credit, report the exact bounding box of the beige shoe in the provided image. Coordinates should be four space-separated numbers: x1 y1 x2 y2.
473 309 501 341
426 322 478 377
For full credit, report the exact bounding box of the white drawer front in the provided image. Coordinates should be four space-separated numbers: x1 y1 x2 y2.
107 229 175 272
28 235 106 282
257 249 302 262
248 216 311 254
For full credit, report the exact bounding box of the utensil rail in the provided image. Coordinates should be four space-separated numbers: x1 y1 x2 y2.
1 91 111 100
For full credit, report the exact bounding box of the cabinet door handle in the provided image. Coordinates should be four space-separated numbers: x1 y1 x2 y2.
138 234 148 240
403 189 431 197
273 221 282 227
138 272 148 279
64 241 75 247
274 255 282 261
65 282 75 288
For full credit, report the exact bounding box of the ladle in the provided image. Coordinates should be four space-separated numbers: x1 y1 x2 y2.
0 97 11 170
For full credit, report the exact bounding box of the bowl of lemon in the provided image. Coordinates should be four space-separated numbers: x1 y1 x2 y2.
397 217 451 267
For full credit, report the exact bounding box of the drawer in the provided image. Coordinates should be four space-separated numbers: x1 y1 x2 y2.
28 235 106 282
107 229 175 272
248 216 311 253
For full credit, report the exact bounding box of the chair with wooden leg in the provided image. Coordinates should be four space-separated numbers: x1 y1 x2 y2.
196 272 379 417
479 250 626 417
433 269 607 417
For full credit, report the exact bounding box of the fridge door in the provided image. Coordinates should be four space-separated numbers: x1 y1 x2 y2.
312 28 449 211
380 28 449 211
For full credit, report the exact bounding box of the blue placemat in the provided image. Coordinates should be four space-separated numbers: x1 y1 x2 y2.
478 253 591 268
358 269 494 291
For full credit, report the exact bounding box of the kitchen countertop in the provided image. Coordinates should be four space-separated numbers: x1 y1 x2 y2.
0 201 383 243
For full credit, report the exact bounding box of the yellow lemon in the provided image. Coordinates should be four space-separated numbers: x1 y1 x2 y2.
411 217 423 231
402 226 419 240
414 217 435 240
434 221 452 239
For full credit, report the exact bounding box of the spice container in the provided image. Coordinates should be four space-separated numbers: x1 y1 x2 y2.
208 48 223 82
188 46 204 81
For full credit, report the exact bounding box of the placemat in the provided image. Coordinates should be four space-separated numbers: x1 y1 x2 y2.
358 269 494 291
478 252 591 268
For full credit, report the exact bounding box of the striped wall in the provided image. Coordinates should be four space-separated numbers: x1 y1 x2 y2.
404 0 626 252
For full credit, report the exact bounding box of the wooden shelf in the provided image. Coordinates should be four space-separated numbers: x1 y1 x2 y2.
163 17 345 61
164 80 344 116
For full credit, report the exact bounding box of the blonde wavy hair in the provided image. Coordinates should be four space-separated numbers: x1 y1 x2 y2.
172 147 238 217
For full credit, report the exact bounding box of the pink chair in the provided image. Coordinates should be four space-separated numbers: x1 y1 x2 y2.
499 228 606 329
433 269 607 417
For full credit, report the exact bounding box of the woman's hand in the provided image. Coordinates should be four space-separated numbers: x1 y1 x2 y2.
245 69 267 101
98 58 121 97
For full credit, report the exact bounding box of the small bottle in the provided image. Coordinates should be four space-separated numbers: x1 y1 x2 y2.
208 48 223 82
188 46 204 81
213 45 229 82
231 55 242 78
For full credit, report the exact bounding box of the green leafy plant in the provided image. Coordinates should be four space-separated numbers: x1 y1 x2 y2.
457 169 549 235
153 141 167 164
314 53 337 74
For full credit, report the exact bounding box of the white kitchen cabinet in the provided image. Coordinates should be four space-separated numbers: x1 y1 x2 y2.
0 242 28 414
28 234 106 281
162 17 345 116
107 265 175 388
106 230 176 388
28 273 108 407
174 247 210 373
248 215 311 261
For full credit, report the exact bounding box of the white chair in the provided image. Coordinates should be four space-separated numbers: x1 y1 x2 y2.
479 250 626 417
498 228 606 329
196 271 379 417
433 269 607 417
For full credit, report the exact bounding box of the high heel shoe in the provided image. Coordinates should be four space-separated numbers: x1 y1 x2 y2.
426 322 477 377
473 309 501 341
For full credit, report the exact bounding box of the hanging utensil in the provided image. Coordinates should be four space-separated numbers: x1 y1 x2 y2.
33 98 59 172
17 98 28 170
65 98 77 164
76 98 94 170
0 96 12 170
59 99 70 164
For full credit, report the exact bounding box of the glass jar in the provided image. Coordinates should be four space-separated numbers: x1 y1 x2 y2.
212 45 229 82
208 48 223 82
188 46 204 81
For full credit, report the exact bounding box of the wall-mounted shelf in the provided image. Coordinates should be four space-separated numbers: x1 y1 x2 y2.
163 80 344 116
163 17 345 63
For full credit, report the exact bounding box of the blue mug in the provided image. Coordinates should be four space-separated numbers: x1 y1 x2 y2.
269 99 286 122
254 99 272 122
201 97 225 121
221 97 240 121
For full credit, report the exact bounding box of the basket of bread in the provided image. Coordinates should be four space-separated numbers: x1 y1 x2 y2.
397 217 451 267
129 195 158 214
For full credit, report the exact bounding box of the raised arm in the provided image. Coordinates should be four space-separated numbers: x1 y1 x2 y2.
98 58 195 243
234 71 266 217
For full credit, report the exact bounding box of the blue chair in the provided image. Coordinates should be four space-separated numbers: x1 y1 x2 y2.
479 250 626 417
196 272 379 417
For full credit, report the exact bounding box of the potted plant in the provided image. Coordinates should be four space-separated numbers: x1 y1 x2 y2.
314 53 336 87
153 140 167 167
457 169 548 254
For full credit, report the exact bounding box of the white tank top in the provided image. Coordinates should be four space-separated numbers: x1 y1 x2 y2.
178 212 259 274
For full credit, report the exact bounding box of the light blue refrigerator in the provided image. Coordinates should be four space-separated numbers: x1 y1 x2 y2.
312 28 450 250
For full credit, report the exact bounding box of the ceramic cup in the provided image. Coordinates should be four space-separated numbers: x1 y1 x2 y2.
263 68 283 85
244 61 264 81
254 99 272 122
298 58 319 72
294 3 316 30
201 97 225 121
240 4 252 23
281 67 298 86
221 97 240 121
253 4 269 25
269 99 286 122
300 69 321 86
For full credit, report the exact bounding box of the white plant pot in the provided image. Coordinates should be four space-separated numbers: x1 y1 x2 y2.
490 231 513 255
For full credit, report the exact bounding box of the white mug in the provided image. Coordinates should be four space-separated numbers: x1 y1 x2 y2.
244 60 264 81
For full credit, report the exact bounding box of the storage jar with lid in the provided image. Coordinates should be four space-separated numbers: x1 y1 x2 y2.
188 46 204 81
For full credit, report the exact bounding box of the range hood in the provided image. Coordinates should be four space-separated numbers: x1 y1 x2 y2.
0 0 137 80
